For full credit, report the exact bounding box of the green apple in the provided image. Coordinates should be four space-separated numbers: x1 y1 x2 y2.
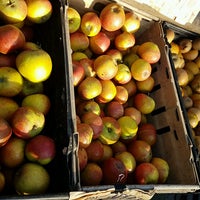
0 67 23 97
0 0 27 23
67 7 81 33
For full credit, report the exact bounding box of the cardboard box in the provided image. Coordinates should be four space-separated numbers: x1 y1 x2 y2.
64 0 200 199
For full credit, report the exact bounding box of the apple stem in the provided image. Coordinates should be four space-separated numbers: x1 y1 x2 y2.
7 0 15 7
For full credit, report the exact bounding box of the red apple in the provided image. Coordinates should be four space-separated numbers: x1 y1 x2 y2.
137 123 157 146
124 106 141 125
81 12 101 37
86 140 104 162
81 112 103 139
89 32 110 55
105 100 124 119
25 135 56 165
70 31 89 52
98 116 121 145
114 85 129 104
0 24 25 54
77 123 93 149
0 118 12 147
100 3 125 32
134 162 159 184
111 140 127 154
72 60 85 86
101 157 127 185
11 106 45 139
78 147 88 171
151 157 169 183
81 162 103 186
128 140 152 163
123 79 137 97
114 32 135 51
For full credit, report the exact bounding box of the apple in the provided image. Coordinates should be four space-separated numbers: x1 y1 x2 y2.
101 28 122 42
0 118 12 147
101 143 113 161
77 77 102 100
137 123 157 146
98 116 121 145
0 67 23 97
79 58 95 77
134 93 155 114
0 97 19 121
0 136 26 168
14 162 50 195
25 135 56 165
72 52 88 61
20 78 44 97
114 85 129 104
122 12 141 33
89 32 110 55
72 60 85 86
114 31 135 51
81 163 103 186
0 24 25 54
101 157 127 185
22 41 41 50
0 53 16 68
70 31 89 52
136 76 155 93
128 140 152 163
81 112 103 139
86 140 104 162
0 0 27 23
16 49 53 83
11 106 45 139
123 79 137 97
95 80 117 103
105 100 124 119
81 12 101 37
124 106 141 125
77 123 93 149
105 49 123 64
134 162 159 184
111 140 127 154
118 116 138 140
78 147 88 171
115 151 136 173
67 7 81 33
123 52 139 68
26 0 52 24
76 100 101 116
113 63 132 84
21 93 51 115
151 157 169 183
100 3 125 32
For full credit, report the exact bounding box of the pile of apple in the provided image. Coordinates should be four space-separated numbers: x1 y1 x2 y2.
0 0 57 196
166 29 200 154
68 2 170 186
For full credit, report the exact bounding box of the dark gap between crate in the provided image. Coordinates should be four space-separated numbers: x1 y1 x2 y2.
151 106 166 115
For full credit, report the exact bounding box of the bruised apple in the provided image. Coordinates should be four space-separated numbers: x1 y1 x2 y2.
134 162 159 184
99 116 121 145
0 24 25 54
77 123 93 149
86 140 104 162
101 157 127 185
100 3 125 32
128 140 152 163
81 163 103 186
25 135 56 165
0 118 12 147
81 112 103 139
78 77 102 100
11 106 45 139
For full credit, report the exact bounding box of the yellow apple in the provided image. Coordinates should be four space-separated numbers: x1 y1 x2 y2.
67 7 81 33
0 0 27 23
26 0 52 24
